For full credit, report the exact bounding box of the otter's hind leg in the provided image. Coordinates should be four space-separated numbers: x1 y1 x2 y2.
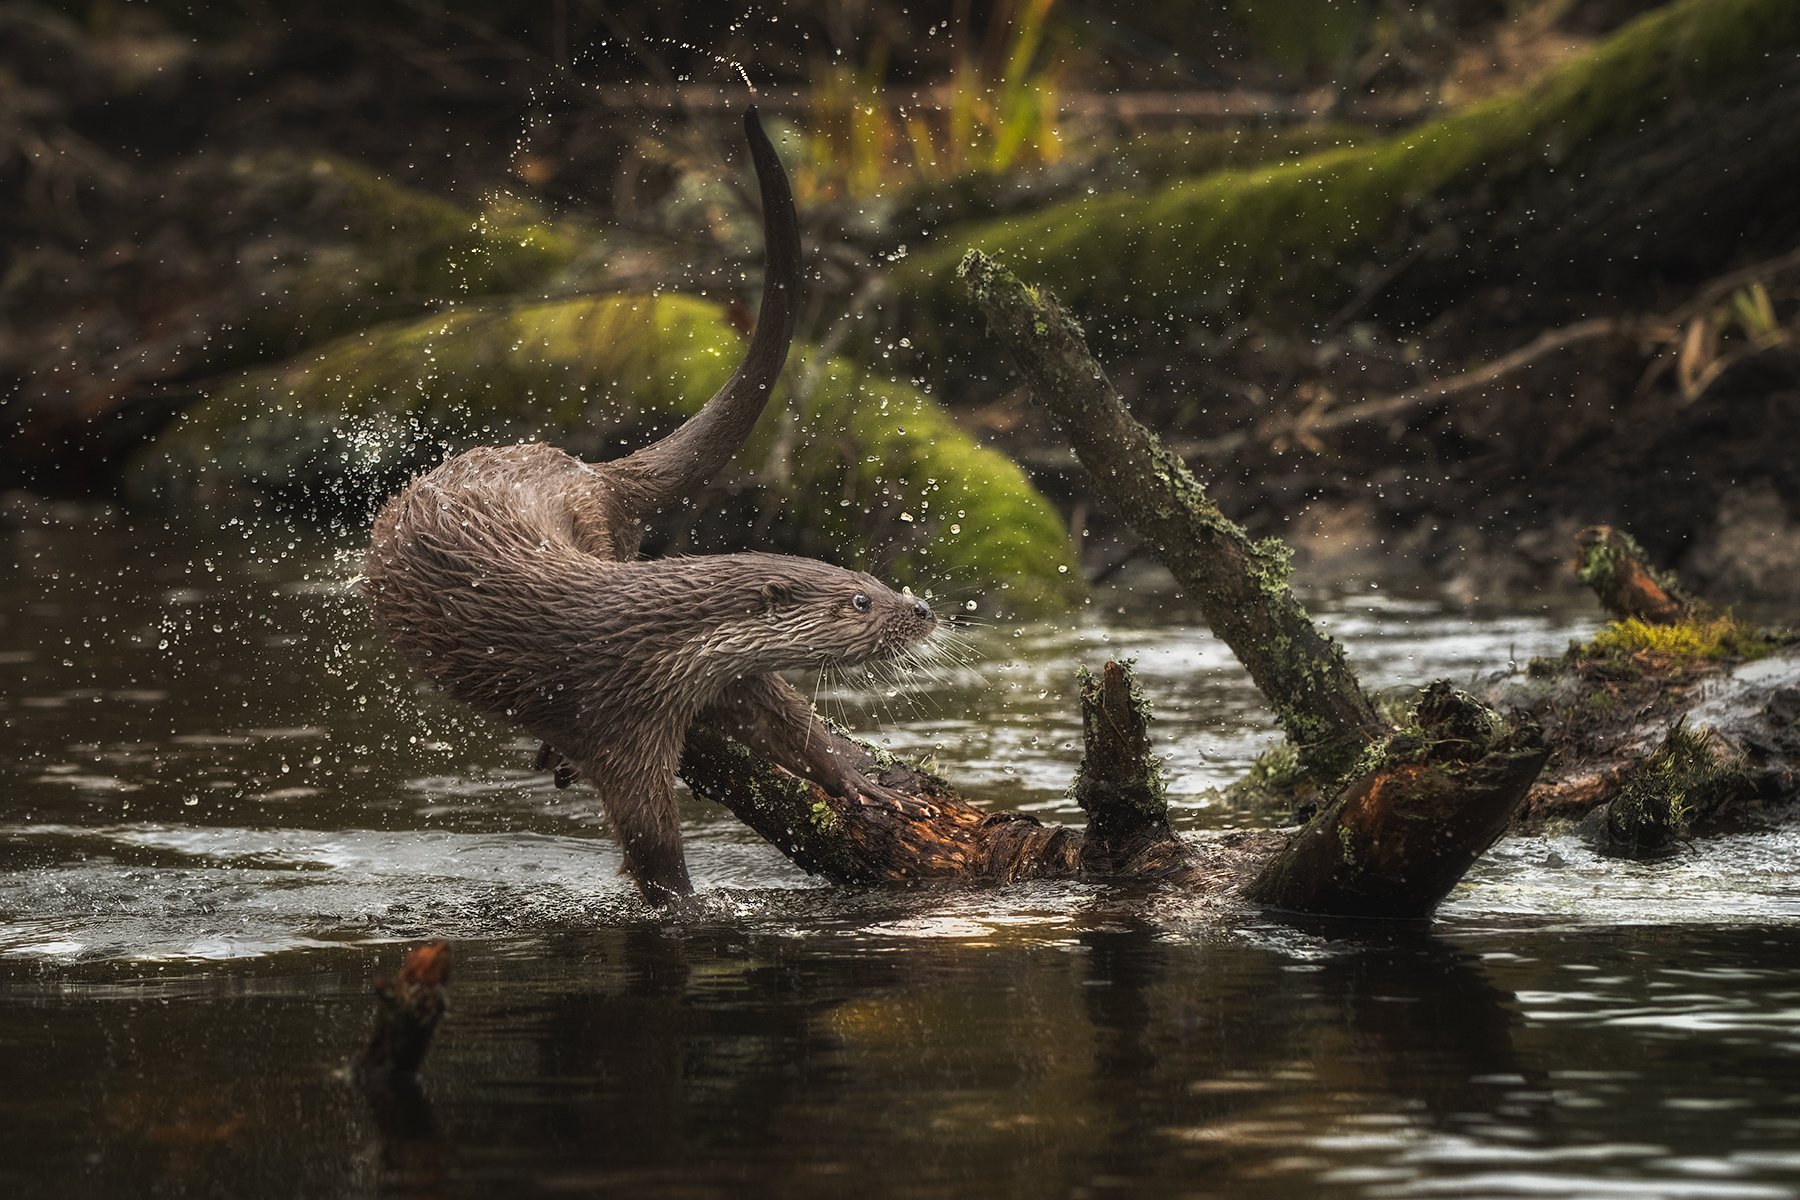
588 765 693 906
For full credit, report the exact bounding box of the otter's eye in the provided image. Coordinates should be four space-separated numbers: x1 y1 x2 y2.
851 593 872 613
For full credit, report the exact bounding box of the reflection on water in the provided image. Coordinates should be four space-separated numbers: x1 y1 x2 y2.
5 511 1800 1198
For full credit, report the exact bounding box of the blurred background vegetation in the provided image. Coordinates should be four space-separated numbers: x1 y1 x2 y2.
3 0 1796 611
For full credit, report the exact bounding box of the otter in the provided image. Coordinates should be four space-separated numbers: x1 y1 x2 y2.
364 109 937 905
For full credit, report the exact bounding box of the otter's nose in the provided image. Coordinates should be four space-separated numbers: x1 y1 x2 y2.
912 599 933 621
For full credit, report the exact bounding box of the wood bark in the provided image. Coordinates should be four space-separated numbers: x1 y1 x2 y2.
1073 661 1177 874
1573 525 1701 624
1247 683 1546 917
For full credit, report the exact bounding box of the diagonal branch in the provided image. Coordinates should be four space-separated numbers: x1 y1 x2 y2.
958 250 1389 783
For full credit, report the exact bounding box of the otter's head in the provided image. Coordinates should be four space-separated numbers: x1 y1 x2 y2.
740 556 937 672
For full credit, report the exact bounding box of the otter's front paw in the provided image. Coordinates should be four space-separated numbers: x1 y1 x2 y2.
826 768 932 816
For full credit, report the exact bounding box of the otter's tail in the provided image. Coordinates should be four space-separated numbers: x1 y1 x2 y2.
611 107 801 515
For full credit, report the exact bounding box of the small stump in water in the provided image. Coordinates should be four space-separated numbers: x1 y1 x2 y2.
355 940 452 1082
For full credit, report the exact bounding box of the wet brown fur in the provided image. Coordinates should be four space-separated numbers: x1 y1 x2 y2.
364 111 935 904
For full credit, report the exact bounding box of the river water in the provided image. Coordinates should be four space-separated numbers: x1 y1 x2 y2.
6 508 1800 1199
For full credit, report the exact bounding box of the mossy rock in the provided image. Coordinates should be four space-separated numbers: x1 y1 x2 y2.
1603 725 1751 856
200 151 593 371
125 291 1083 614
899 0 1800 330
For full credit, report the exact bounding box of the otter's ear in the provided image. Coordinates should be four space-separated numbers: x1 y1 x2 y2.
759 580 792 617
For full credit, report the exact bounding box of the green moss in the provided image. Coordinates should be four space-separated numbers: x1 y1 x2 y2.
904 0 1800 327
708 738 867 882
198 152 590 375
130 147 590 386
1331 681 1501 787
1069 659 1168 825
788 356 1085 613
808 798 841 835
1115 124 1371 185
1583 688 1623 714
1581 616 1776 666
1224 739 1321 811
127 291 1082 613
888 124 1369 246
275 153 583 298
1604 725 1750 855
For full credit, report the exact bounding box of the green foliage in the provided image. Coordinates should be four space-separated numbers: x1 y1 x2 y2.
901 0 1800 327
273 153 583 300
1730 282 1784 347
127 292 1083 613
799 0 1063 200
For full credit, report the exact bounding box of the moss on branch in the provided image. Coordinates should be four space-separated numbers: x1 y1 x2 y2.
961 249 1387 780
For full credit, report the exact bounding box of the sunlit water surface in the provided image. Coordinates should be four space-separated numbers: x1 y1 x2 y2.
5 512 1800 1199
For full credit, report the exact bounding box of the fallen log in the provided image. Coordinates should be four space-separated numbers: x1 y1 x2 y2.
1247 683 1546 917
675 255 1549 920
680 661 1197 888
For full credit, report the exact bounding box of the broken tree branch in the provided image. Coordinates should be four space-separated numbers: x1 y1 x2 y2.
680 723 1087 886
1074 660 1176 874
958 249 1389 784
1247 683 1547 917
673 255 1556 922
1573 525 1703 624
354 940 452 1083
